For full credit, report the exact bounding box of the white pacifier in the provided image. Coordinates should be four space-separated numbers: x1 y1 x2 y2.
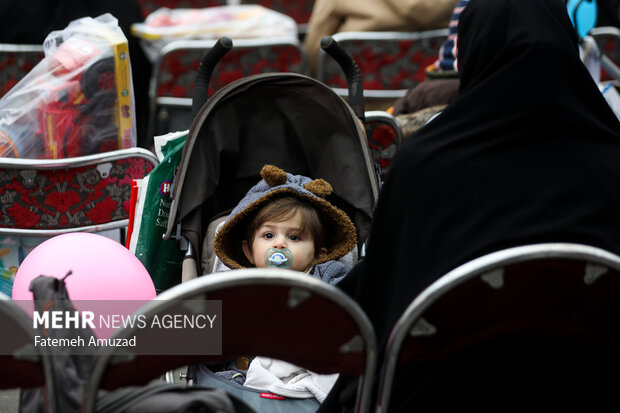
265 248 293 269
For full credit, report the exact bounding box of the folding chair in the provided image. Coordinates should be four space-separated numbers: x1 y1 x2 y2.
147 37 309 137
589 26 620 81
364 111 402 183
0 148 158 296
82 268 377 413
376 243 620 412
0 43 44 98
0 291 56 412
317 30 449 108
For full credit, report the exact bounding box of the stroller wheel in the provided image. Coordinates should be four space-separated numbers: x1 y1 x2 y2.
81 57 116 101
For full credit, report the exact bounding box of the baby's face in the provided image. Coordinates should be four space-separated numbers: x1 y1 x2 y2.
242 212 319 272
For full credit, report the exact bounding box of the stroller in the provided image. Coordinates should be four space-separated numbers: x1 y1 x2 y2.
163 36 380 279
160 36 380 411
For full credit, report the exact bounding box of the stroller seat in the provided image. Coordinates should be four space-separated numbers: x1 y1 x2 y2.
164 38 380 279
157 37 380 410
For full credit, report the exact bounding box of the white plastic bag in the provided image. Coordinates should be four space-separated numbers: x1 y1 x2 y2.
131 5 298 62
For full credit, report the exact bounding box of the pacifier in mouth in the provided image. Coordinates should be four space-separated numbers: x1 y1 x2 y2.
265 248 293 269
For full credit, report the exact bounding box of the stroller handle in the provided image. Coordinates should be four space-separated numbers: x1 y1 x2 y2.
192 37 233 117
321 36 365 121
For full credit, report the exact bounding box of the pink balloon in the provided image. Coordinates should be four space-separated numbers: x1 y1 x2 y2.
12 233 156 301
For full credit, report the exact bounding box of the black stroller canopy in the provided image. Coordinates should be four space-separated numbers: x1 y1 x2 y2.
165 73 379 264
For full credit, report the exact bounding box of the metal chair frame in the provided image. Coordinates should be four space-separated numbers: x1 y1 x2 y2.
83 268 377 413
376 242 620 413
0 147 159 238
317 29 449 100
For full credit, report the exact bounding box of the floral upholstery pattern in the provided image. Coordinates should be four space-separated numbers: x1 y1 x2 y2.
365 117 401 181
0 49 44 98
320 35 447 92
0 157 154 230
137 0 227 18
155 43 308 98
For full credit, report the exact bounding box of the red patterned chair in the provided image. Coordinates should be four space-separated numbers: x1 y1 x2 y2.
0 148 158 234
590 26 620 82
0 148 158 296
137 0 227 18
147 37 309 137
317 30 449 105
0 44 44 98
364 110 402 183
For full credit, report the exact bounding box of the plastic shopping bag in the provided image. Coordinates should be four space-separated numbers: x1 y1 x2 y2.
0 13 136 159
128 131 186 292
131 5 298 62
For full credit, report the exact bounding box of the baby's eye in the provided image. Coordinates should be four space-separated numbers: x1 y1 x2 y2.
262 232 274 239
288 234 300 241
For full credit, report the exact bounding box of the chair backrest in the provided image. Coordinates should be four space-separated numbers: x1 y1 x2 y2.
376 243 620 413
0 291 56 411
590 26 620 81
82 268 377 413
0 147 158 236
317 30 449 101
0 148 158 296
364 110 402 182
147 37 309 137
0 44 45 98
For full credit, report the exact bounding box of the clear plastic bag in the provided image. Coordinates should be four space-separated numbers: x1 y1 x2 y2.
0 13 136 159
131 5 298 63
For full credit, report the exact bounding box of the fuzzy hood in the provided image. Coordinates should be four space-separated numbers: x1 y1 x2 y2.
213 165 357 269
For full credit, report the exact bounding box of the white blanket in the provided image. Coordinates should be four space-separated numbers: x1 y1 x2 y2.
243 357 339 403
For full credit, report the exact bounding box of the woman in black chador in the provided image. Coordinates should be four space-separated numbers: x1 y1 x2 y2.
321 0 620 411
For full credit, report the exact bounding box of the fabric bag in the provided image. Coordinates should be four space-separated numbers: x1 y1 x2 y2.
96 382 256 413
19 273 98 413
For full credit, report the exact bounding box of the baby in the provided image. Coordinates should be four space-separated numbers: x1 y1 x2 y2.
213 164 357 284
203 165 359 402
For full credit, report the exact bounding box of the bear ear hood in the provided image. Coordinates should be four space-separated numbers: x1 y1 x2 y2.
213 164 357 270
304 178 332 198
260 164 288 187
262 164 333 198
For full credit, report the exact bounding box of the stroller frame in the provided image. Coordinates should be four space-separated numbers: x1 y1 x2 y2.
163 37 381 278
